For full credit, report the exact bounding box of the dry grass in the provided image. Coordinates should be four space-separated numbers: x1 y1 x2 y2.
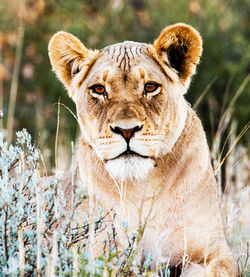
220 143 250 275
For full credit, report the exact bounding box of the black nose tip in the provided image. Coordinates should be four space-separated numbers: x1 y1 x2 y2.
110 125 142 142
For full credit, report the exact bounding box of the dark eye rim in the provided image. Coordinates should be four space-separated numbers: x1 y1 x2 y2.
89 84 106 95
144 82 161 94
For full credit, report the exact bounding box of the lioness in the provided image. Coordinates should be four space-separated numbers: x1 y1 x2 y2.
48 23 238 276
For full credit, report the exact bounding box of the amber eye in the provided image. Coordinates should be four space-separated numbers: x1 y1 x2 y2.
144 82 160 94
89 85 106 95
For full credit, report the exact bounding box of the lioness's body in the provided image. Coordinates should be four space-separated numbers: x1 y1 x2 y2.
49 23 238 276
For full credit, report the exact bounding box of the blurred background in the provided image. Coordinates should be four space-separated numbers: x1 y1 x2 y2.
0 0 249 174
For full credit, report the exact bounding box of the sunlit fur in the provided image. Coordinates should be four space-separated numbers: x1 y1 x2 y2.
49 23 238 276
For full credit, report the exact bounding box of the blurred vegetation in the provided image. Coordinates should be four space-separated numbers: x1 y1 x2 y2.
0 0 249 170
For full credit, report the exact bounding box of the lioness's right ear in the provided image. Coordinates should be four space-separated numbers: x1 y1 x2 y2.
48 31 99 95
153 23 202 88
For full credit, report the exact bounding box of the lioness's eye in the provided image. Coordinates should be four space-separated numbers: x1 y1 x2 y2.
144 82 159 94
89 85 106 95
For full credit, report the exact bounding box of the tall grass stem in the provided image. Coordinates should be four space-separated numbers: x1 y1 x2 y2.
55 98 60 173
193 77 217 110
18 228 25 277
0 39 3 128
6 0 26 143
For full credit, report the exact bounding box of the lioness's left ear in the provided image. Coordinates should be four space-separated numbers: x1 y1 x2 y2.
48 31 99 96
153 23 202 87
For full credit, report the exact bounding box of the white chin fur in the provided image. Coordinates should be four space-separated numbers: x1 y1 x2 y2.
105 156 154 181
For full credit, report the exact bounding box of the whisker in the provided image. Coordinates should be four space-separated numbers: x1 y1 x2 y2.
93 137 121 143
134 138 162 142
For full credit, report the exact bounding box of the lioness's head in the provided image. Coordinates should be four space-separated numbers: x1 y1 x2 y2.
49 23 202 181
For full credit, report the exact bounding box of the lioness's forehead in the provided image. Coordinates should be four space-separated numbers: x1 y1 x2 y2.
84 41 177 85
101 41 149 71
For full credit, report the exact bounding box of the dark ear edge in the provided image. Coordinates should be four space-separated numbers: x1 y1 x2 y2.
153 23 202 84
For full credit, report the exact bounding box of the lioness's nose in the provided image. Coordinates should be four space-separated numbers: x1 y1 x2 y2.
110 125 142 142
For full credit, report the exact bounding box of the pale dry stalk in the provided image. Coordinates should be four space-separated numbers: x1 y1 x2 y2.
18 228 25 277
0 38 3 128
36 186 42 276
193 77 217 110
214 122 249 175
18 153 25 276
46 231 58 277
211 74 249 159
87 174 95 276
72 245 79 277
71 142 79 276
55 99 60 174
7 0 26 142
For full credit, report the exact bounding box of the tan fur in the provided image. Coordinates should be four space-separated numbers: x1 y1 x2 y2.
48 23 238 276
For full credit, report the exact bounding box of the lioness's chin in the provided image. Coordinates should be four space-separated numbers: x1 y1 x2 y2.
104 156 154 181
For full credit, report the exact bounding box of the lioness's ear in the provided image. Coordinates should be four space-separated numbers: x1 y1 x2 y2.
48 31 98 95
153 23 202 87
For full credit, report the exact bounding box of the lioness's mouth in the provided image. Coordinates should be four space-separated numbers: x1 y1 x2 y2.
104 149 149 162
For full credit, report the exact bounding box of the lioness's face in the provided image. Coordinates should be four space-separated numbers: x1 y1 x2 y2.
49 24 202 180
75 43 187 180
